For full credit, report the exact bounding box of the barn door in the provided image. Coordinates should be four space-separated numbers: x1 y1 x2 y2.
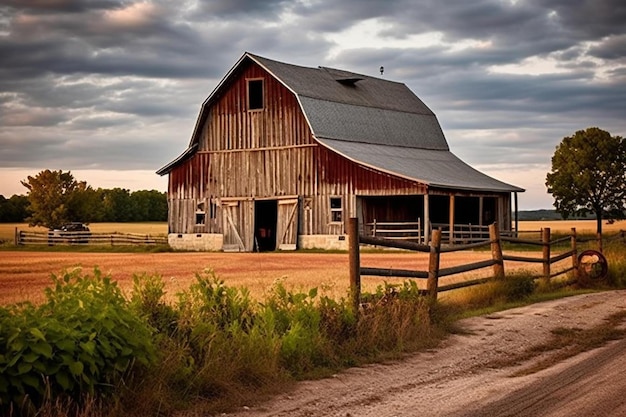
276 198 299 250
222 202 245 252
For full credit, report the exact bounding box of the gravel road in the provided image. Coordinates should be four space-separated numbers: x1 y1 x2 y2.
225 290 626 417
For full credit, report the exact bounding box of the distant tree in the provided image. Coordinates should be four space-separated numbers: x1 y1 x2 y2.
545 127 626 234
0 194 30 222
21 170 88 229
130 190 167 221
100 188 134 222
70 186 103 223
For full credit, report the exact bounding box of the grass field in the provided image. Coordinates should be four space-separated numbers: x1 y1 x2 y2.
0 222 168 243
516 219 624 233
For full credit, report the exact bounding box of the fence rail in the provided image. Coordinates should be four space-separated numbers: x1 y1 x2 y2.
431 222 490 244
365 220 423 243
16 230 168 246
348 218 620 310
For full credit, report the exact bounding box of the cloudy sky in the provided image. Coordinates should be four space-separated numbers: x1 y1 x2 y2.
1 0 625 209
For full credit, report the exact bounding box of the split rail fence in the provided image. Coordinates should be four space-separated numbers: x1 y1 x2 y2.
348 217 611 309
15 229 168 246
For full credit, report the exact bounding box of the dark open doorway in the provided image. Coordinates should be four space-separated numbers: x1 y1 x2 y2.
254 200 278 251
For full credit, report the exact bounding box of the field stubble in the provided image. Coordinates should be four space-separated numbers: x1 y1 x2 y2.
2 219 618 305
0 250 553 305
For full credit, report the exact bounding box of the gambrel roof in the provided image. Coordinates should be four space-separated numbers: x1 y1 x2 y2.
158 52 524 193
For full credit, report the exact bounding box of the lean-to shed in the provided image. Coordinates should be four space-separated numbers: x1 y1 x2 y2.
157 52 524 251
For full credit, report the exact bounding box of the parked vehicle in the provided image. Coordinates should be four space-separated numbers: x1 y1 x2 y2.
48 223 91 244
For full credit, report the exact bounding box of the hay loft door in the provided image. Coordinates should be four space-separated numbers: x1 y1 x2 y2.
222 201 246 252
276 198 299 251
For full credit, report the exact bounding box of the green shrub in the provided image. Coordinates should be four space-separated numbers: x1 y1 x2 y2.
0 269 155 413
130 273 178 336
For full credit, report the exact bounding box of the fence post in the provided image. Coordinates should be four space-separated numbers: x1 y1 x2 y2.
14 227 18 245
542 227 551 279
427 229 442 300
489 223 505 279
348 217 361 313
570 228 578 279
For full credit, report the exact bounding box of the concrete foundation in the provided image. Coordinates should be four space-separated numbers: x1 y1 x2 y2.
168 233 223 251
298 234 349 251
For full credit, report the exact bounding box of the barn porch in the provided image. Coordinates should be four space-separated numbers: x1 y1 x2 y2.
358 194 511 245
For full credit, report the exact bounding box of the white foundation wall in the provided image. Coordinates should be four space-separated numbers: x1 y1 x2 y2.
168 233 223 251
298 234 349 251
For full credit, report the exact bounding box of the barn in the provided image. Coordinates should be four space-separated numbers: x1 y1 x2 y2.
157 52 524 252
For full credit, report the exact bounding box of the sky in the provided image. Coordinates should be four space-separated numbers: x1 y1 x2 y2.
1 0 625 210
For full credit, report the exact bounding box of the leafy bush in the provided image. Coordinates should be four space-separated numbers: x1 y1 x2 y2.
0 269 155 413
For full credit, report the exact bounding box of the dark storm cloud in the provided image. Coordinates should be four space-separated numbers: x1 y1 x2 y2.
190 0 288 19
589 35 626 60
0 0 118 13
0 0 624 208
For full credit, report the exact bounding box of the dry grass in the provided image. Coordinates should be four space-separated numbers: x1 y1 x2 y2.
516 219 624 233
3 219 615 306
0 222 167 243
0 250 556 305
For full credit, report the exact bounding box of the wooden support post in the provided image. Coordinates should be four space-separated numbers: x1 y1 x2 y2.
348 217 361 313
514 192 519 238
542 227 551 280
427 229 442 300
448 195 455 244
423 194 430 244
571 227 578 280
489 223 505 280
14 227 18 245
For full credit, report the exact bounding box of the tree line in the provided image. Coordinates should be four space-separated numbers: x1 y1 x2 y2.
0 170 167 227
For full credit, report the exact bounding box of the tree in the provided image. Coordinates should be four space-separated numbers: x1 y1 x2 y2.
100 188 134 222
131 190 167 221
545 127 626 234
21 170 88 229
0 194 30 222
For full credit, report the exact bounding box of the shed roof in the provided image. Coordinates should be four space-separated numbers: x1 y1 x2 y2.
158 52 523 193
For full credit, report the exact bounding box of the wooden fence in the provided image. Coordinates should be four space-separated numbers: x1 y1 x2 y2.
365 220 422 243
363 220 539 245
431 222 490 244
348 217 611 310
15 229 168 246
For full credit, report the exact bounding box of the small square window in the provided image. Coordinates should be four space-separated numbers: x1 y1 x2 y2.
196 201 206 225
330 197 342 222
248 79 263 110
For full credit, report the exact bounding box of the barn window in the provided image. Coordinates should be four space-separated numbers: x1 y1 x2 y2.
196 201 206 225
247 79 264 110
330 197 342 223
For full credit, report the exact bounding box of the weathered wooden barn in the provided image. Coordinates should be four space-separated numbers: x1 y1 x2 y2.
157 52 524 251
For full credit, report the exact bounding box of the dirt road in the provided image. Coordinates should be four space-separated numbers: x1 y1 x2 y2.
224 291 626 417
